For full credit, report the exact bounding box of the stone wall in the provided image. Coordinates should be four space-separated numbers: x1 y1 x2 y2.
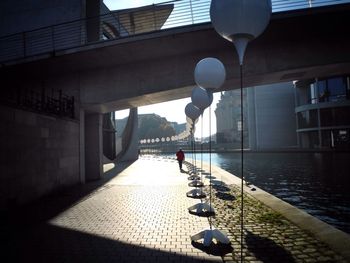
0 105 80 210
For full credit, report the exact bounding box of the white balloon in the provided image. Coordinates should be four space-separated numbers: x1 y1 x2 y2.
210 0 271 42
191 87 213 110
161 137 165 142
185 102 201 120
155 138 160 143
210 0 271 64
194 58 226 89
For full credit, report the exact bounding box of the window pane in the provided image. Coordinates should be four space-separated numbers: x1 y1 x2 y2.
328 77 347 102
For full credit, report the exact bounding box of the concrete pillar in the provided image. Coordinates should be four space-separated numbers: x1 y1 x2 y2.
79 109 86 184
86 0 101 42
247 87 257 150
85 112 103 181
120 108 139 161
103 112 116 160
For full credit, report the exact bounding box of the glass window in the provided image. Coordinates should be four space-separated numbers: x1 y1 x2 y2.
318 80 331 103
328 77 347 102
311 83 318 104
333 129 350 149
320 107 350 126
297 110 318 129
309 131 320 148
321 130 332 148
320 108 333 126
334 107 350 126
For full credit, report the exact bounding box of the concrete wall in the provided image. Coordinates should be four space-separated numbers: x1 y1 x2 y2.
85 113 103 181
247 82 298 150
0 105 80 210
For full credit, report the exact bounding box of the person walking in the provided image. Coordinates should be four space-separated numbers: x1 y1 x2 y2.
176 148 185 171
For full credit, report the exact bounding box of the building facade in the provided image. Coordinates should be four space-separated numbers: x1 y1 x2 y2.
294 75 350 149
215 82 297 150
215 90 248 147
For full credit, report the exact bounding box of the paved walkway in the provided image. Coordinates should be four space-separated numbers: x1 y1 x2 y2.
1 156 349 263
1 156 223 263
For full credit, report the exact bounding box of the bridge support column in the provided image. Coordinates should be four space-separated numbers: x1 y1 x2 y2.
79 109 86 184
117 108 139 161
85 112 103 181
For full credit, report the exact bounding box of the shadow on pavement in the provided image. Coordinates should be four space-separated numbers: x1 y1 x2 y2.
2 223 217 263
215 192 236 201
191 241 233 258
245 229 295 263
212 184 231 192
1 160 135 231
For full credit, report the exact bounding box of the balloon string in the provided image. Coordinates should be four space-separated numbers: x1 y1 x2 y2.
240 63 244 263
209 105 212 230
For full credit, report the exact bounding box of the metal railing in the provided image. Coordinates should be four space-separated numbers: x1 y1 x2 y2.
1 87 75 119
0 0 349 64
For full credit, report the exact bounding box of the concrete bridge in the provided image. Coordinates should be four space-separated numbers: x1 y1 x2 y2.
1 3 350 113
1 2 350 209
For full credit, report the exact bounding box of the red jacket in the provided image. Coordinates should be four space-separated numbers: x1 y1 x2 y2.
176 150 184 161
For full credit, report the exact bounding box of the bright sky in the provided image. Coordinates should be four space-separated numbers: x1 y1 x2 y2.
103 0 166 10
115 93 221 138
104 0 221 138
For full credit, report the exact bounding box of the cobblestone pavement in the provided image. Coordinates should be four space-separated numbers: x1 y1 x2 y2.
2 157 348 263
205 182 348 263
1 157 224 263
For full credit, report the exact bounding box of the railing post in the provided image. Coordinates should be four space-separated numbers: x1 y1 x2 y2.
22 32 26 57
71 96 75 118
189 0 194 25
58 89 62 116
152 4 158 31
51 26 55 52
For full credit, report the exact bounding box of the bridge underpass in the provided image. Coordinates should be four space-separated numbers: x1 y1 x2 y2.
1 4 350 114
1 3 350 209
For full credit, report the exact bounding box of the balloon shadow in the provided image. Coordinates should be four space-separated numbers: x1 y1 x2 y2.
191 241 233 257
245 230 295 263
215 192 236 201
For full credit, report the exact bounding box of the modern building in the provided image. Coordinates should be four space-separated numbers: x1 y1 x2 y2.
294 75 350 149
215 82 297 150
215 90 248 147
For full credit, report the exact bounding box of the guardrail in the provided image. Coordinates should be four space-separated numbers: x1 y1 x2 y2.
1 86 75 119
0 0 349 64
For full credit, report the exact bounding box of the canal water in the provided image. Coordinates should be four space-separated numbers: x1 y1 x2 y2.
186 152 350 234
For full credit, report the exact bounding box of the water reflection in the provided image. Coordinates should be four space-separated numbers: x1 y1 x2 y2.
205 152 350 234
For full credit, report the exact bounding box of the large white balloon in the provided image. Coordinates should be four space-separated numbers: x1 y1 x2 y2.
194 58 226 90
210 0 271 65
191 87 213 110
185 102 201 120
210 0 271 42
